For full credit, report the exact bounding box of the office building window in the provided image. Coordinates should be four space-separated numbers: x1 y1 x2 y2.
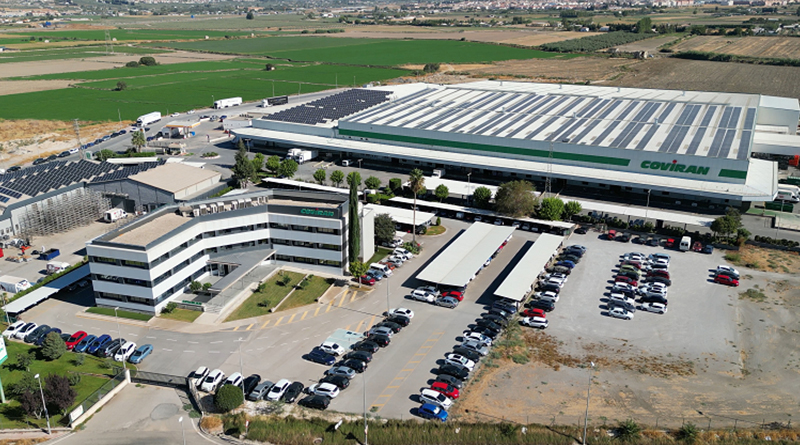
291 225 312 232
319 244 341 251
292 240 315 248
276 254 292 262
128 296 154 306
122 260 148 269
318 259 342 267
92 256 118 265
293 256 316 265
316 227 340 235
123 277 151 287
270 222 290 230
272 239 292 246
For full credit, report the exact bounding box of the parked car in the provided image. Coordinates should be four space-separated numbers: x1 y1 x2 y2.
3 321 27 339
435 296 459 308
534 291 559 303
319 341 346 356
521 316 549 329
344 350 372 363
419 388 453 410
97 338 125 357
13 322 37 340
714 275 739 286
411 289 436 303
459 340 489 356
114 341 137 362
200 369 225 392
359 275 376 286
35 327 62 347
283 382 305 403
444 353 476 371
387 308 414 319
353 340 380 353
243 374 261 395
367 327 393 338
452 347 481 363
267 379 292 401
491 300 518 314
309 382 340 399
386 315 410 327
648 276 672 287
128 344 153 364
702 245 714 254
223 372 244 389
462 331 493 346
320 375 350 390
527 299 555 313
307 347 336 366
24 324 50 343
298 395 329 410
648 269 671 280
248 381 274 401
73 334 97 353
467 326 499 340
86 334 111 355
367 333 391 347
342 358 368 373
640 302 668 314
418 403 448 422
440 290 464 301
434 374 463 390
640 293 668 305
481 314 508 327
608 307 634 320
716 265 740 279
439 364 469 380
521 308 546 319
191 367 210 389
375 321 402 334
326 366 357 380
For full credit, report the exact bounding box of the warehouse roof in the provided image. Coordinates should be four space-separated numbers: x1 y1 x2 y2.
364 203 435 226
342 81 764 161
129 163 220 194
419 177 500 198
416 223 515 287
494 234 564 302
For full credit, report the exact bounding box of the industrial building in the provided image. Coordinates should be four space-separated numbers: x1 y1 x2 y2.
233 81 800 209
86 189 375 314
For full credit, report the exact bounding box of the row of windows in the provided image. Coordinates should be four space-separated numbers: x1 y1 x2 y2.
270 222 340 235
275 255 342 268
271 239 342 251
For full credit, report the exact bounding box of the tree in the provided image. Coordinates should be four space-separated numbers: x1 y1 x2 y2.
251 153 264 172
15 351 34 372
710 208 742 238
364 176 381 190
538 197 565 221
374 213 395 245
349 261 368 279
434 184 449 202
277 159 298 179
313 168 327 185
45 374 76 416
95 149 115 162
495 180 537 217
125 61 139 68
264 63 275 71
472 186 492 209
19 390 43 419
138 56 157 66
563 200 582 221
265 155 281 174
389 178 402 195
131 130 146 152
635 16 652 33
348 179 361 263
214 384 244 413
246 10 254 19
115 81 127 91
330 170 345 187
408 169 425 243
232 145 256 188
346 171 362 188
189 281 202 293
9 372 37 397
423 63 440 73
41 331 66 361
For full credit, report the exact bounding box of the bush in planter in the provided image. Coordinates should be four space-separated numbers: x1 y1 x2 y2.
215 384 244 413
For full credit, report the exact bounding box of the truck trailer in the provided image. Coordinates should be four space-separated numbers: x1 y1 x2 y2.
213 97 243 109
0 276 31 294
136 111 161 127
292 150 318 164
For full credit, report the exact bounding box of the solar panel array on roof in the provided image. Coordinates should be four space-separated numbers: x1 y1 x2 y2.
263 89 391 125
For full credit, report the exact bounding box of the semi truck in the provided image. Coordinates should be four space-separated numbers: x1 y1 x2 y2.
213 97 243 109
0 276 32 294
136 111 161 127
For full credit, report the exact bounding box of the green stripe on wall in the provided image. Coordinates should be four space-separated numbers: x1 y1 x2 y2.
719 169 747 179
337 128 631 167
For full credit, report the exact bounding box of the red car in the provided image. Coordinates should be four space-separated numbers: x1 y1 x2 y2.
65 331 88 350
614 276 638 287
521 308 546 319
665 238 676 248
714 275 739 287
359 275 376 286
441 291 464 301
430 381 459 399
648 270 670 280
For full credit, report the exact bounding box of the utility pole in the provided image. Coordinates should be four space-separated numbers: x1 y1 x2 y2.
73 119 82 151
582 362 595 445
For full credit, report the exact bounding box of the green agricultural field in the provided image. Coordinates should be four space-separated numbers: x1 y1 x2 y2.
15 58 265 81
0 63 408 121
0 45 167 64
150 36 579 65
0 29 269 43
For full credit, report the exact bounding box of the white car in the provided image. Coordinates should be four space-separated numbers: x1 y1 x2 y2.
68 147 80 155
187 109 196 114
543 277 566 288
521 316 549 329
444 353 475 371
410 289 435 303
420 388 453 410
387 239 404 248
534 291 559 303
612 283 636 293
14 322 37 340
416 286 440 297
191 366 210 388
640 302 668 314
387 308 415 319
170 112 180 117
462 331 492 346
608 307 634 320
114 341 137 362
649 253 671 263
3 321 26 339
267 379 291 401
393 248 413 260
309 382 340 398
200 369 225 392
608 293 634 305
639 283 667 295
543 273 568 284
460 340 489 356
511 221 521 228
650 259 670 269
623 252 646 262
717 265 739 277
319 341 346 356
224 372 243 388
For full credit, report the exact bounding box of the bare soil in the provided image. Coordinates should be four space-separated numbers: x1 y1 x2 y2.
468 57 639 83
613 35 680 54
672 36 800 59
0 80 74 95
726 245 800 274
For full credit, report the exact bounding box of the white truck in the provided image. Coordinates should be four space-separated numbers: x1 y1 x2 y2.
0 276 31 294
213 97 243 109
776 190 800 203
104 209 128 223
136 111 161 127
46 261 70 275
432 168 446 178
292 149 318 164
679 236 691 252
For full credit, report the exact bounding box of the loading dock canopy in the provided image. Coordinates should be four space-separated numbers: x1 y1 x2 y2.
494 234 564 302
365 204 435 227
416 222 515 287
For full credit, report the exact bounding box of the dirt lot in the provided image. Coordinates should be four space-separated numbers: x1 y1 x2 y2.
672 36 800 59
452 237 800 429
339 28 597 47
0 79 74 95
468 57 639 83
613 35 681 54
724 245 800 274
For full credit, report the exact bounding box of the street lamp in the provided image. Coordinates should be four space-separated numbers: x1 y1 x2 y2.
467 172 472 199
34 374 51 435
645 189 651 221
582 362 595 445
1 292 9 325
179 416 186 445
386 274 391 315
363 372 368 445
113 307 125 370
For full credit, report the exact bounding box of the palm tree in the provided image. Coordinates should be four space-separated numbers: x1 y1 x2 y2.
131 129 146 153
408 168 425 243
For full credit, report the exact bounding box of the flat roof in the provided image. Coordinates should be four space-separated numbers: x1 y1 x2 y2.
129 163 220 194
5 264 89 314
573 199 716 227
494 234 564 302
262 177 362 196
365 203 435 226
416 222 515 287
111 212 187 246
419 176 499 197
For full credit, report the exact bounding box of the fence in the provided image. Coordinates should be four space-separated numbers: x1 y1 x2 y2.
69 369 128 426
131 370 189 390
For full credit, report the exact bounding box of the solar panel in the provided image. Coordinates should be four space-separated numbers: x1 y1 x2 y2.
657 103 677 123
743 107 757 129
707 128 727 158
737 130 752 160
490 113 531 137
525 116 559 140
700 106 717 127
685 127 707 156
556 97 585 117
570 118 605 145
539 96 570 116
469 111 512 135
716 129 737 158
726 107 742 129
634 123 660 150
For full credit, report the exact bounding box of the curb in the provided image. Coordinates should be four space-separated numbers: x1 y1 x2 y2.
76 311 151 327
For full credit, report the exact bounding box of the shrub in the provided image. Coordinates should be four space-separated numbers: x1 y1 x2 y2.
139 56 157 66
724 253 741 263
436 216 441 226
41 331 66 360
616 419 642 442
189 281 202 293
215 385 244 413
676 422 699 443
125 61 139 68
403 241 421 254
201 152 218 158
161 302 178 314
68 373 82 386
73 354 85 367
221 411 247 435
200 416 223 432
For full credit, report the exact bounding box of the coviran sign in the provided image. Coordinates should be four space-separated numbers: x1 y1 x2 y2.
301 208 336 217
640 160 710 175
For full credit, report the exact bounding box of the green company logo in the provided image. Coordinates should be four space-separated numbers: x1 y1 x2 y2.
301 208 335 217
640 160 710 176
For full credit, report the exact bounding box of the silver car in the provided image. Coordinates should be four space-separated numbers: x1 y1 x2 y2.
367 327 394 338
325 366 356 380
435 296 459 308
460 340 489 356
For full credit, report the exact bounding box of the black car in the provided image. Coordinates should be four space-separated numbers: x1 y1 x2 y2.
574 226 588 235
452 347 481 362
538 283 561 294
386 315 410 327
282 381 305 403
97 338 125 357
242 374 261 395
648 276 672 287
528 299 556 312
439 364 469 380
481 314 508 327
367 333 391 347
375 321 402 334
35 328 62 346
353 340 380 353
487 308 511 320
24 324 51 343
616 234 631 243
469 326 500 340
342 358 367 373
344 350 372 363
320 375 350 390
32 158 46 165
632 237 644 244
58 150 71 158
560 254 581 264
640 294 668 305
702 245 714 254
716 270 739 280
307 347 336 365
299 395 329 410
475 318 502 332
7 166 21 172
46 154 58 162
608 300 636 313
492 301 518 314
646 238 659 247
435 374 464 389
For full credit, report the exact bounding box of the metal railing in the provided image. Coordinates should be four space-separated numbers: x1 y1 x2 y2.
69 370 127 426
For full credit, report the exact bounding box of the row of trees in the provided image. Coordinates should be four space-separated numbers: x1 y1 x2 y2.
469 180 582 221
232 144 299 188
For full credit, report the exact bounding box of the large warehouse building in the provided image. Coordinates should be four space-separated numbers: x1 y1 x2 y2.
234 81 800 208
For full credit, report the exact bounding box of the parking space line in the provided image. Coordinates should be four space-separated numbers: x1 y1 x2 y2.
400 368 414 372
261 320 271 329
288 313 297 324
314 306 321 317
300 311 308 321
354 319 365 333
408 360 421 364
386 385 400 389
233 325 240 331
414 353 426 356
350 292 357 303
274 316 284 327
344 324 351 331
246 324 254 331
326 298 335 313
337 293 347 308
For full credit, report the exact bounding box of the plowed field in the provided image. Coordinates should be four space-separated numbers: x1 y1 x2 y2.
672 36 800 59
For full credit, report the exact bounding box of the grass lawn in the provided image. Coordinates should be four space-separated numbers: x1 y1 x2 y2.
424 225 447 236
224 271 304 322
367 247 392 265
0 341 120 428
277 276 334 312
159 308 202 323
86 307 152 322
